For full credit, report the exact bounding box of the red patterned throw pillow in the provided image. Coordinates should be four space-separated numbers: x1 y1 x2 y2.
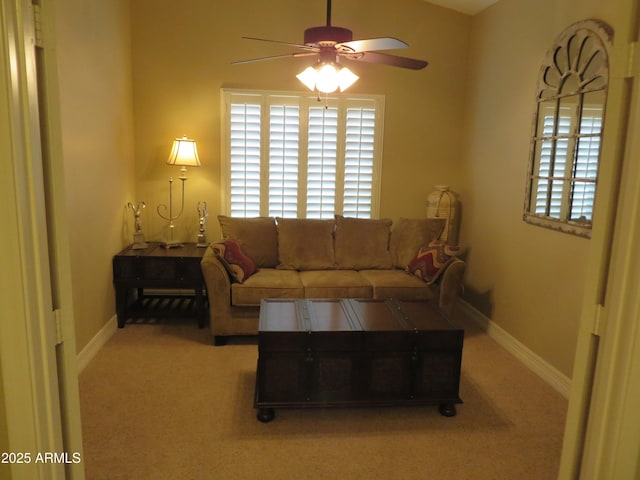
211 238 256 284
406 240 459 284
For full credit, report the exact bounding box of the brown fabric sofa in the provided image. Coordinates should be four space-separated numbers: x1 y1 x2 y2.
201 215 466 345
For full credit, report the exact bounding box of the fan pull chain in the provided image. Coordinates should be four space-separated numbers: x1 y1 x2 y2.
314 92 331 109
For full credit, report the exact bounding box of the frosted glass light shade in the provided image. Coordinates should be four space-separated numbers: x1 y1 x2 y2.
336 66 359 91
315 64 340 93
167 136 201 167
296 66 318 91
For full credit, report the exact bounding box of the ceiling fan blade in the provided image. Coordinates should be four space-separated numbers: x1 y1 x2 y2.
242 36 319 52
338 37 408 53
232 52 318 65
344 51 428 70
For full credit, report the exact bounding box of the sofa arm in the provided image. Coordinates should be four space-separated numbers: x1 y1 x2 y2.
437 258 466 318
200 245 233 340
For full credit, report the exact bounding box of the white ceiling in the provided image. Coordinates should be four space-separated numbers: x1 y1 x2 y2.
426 0 499 15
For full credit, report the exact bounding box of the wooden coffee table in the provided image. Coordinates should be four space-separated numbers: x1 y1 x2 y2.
254 298 463 422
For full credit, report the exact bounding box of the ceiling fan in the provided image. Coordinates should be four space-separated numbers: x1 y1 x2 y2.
233 0 428 92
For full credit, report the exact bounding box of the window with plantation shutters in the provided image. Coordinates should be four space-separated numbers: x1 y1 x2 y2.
523 21 610 238
222 89 384 219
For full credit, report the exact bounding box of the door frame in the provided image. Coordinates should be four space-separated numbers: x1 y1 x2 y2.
0 0 84 478
559 0 640 477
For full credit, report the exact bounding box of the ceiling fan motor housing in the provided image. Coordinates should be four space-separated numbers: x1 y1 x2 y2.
304 26 353 46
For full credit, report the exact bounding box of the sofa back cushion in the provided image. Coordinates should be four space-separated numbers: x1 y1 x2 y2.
218 215 279 268
334 215 393 269
276 218 335 270
389 218 446 268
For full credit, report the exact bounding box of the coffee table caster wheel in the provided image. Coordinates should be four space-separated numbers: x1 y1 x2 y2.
438 404 457 417
257 408 275 423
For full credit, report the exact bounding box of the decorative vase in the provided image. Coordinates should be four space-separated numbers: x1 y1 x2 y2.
426 185 459 245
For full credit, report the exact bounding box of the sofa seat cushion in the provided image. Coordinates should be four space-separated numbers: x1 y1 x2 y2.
299 270 372 298
231 268 303 306
359 269 436 301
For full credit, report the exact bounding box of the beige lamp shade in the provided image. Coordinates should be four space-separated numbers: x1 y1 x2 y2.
167 136 201 167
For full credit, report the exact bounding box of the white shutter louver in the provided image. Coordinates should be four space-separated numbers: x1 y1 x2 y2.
307 106 338 219
343 107 375 218
534 111 601 222
230 103 261 217
570 111 601 221
534 115 570 218
269 105 299 218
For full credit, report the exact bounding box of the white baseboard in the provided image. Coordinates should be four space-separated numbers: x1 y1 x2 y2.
76 315 118 373
457 300 571 398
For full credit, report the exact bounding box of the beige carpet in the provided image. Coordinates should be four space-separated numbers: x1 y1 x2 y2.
79 313 567 479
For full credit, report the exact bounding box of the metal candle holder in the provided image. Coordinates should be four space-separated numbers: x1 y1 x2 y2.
197 201 208 247
127 201 149 250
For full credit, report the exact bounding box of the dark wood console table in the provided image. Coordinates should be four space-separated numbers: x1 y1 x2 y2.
255 298 464 422
112 242 207 328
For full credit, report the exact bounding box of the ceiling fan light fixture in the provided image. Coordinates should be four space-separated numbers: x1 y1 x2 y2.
296 63 359 93
235 0 429 82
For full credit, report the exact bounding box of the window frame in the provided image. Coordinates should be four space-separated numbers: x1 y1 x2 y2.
221 88 385 219
523 20 612 238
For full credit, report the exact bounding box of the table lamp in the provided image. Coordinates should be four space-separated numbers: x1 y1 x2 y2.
157 135 200 247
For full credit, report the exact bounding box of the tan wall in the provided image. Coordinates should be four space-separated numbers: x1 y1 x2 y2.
55 0 135 352
0 358 9 480
130 0 471 242
461 0 620 376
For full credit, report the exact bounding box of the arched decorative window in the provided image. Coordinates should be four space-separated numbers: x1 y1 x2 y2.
523 20 612 237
